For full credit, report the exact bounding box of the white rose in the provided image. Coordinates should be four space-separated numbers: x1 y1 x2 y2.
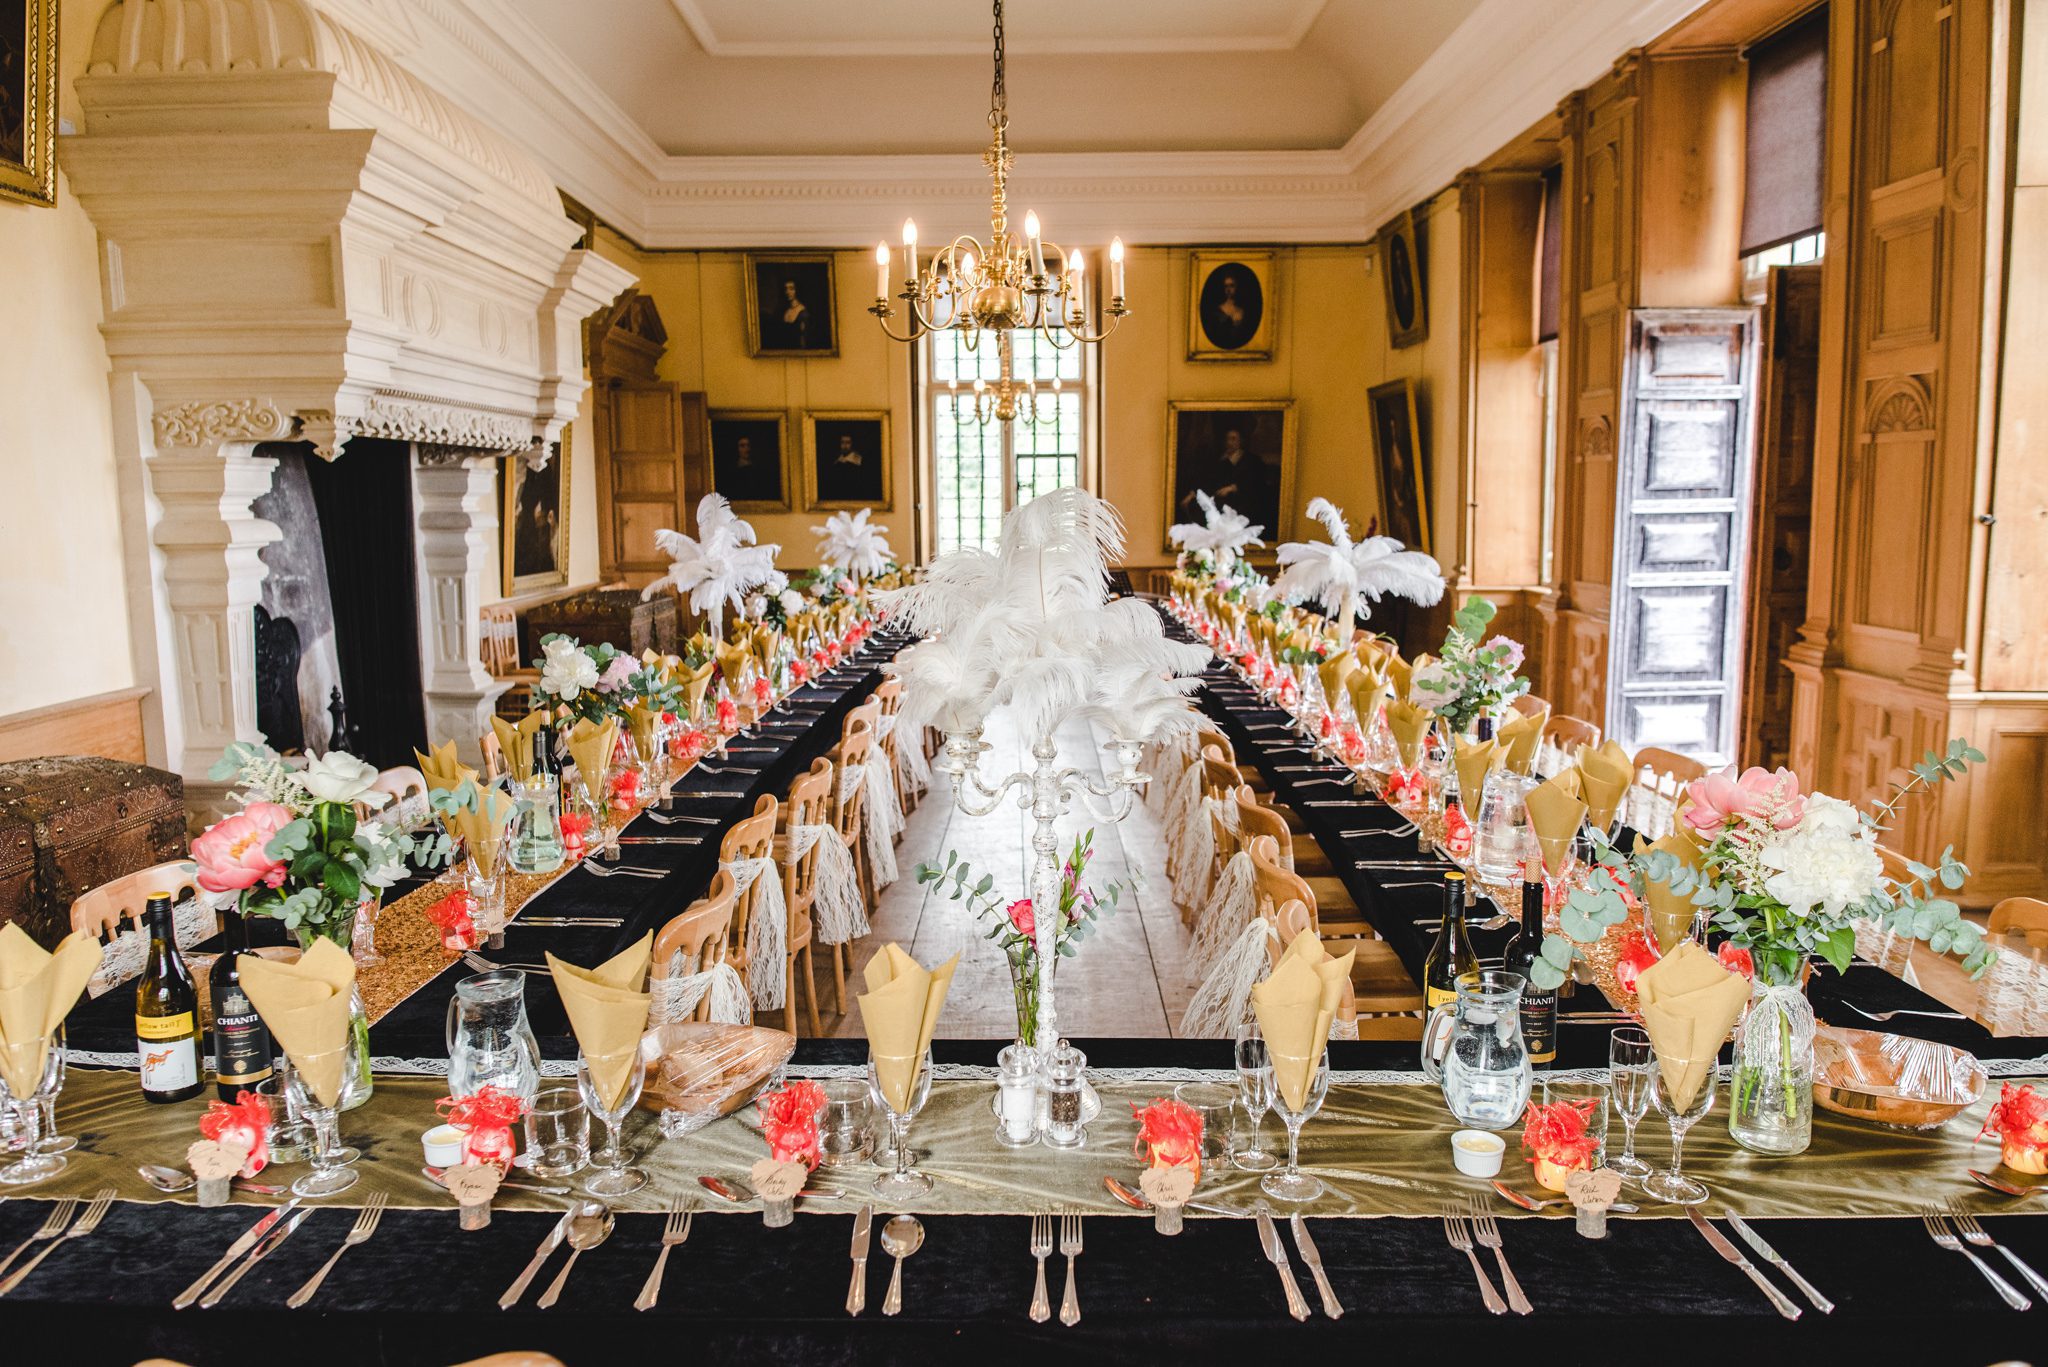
301 750 382 805
539 637 598 699
779 589 805 615
746 594 767 619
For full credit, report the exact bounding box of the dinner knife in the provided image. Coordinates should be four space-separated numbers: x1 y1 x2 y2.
672 790 749 799
847 1204 873 1316
698 1175 841 1204
1289 1213 1345 1319
1254 1202 1311 1321
1725 1212 1834 1313
1686 1209 1802 1320
199 1208 310 1308
616 836 704 846
500 1208 576 1309
174 1198 302 1309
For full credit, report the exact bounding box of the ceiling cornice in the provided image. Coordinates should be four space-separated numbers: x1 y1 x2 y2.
402 0 1708 248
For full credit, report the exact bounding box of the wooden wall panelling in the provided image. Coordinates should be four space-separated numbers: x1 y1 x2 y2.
0 688 153 766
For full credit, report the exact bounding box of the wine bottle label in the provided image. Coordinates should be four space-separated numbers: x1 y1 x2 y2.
1426 985 1458 1010
139 1031 200 1093
136 1011 196 1041
1521 991 1558 1063
213 1004 274 1085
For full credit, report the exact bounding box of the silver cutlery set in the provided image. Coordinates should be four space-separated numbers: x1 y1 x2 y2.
170 1193 387 1309
1256 1202 1344 1321
1023 1212 1087 1324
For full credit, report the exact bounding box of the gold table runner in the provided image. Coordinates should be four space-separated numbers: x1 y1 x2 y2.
28 1067 2043 1222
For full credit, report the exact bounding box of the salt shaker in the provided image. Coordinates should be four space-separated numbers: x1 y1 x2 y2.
1043 1040 1088 1149
995 1041 1040 1147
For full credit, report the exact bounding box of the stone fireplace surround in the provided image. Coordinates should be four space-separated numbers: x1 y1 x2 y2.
61 0 637 805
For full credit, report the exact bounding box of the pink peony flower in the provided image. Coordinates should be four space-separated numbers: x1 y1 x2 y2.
1007 898 1035 936
1483 635 1525 670
191 802 294 894
1683 765 1806 834
594 654 635 693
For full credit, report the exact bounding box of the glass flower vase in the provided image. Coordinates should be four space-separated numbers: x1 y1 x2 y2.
295 919 375 1111
1728 950 1814 1155
1007 951 1042 1049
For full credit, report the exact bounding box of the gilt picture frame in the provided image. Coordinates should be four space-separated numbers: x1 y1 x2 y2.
1186 250 1275 361
0 0 57 207
802 410 891 511
1376 208 1428 349
708 409 793 513
1366 378 1431 554
745 252 839 358
1163 400 1295 554
501 433 572 596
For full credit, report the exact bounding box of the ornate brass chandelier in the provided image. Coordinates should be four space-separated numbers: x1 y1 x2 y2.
870 0 1128 427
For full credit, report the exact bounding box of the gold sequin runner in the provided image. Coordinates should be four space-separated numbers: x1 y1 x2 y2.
353 867 572 1025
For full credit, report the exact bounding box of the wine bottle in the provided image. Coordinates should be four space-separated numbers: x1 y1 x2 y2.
1475 715 1496 743
1509 876 1557 1065
209 907 274 1101
1422 872 1477 1011
135 892 203 1103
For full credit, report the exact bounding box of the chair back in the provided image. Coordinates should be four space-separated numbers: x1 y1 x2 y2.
1547 713 1602 752
652 870 737 1020
1263 897 1360 1034
478 730 507 782
1988 896 2048 940
831 725 875 844
70 861 207 941
720 794 780 975
842 697 883 751
872 679 904 757
1248 834 1318 930
1199 752 1242 800
1510 694 1549 719
1634 746 1706 786
779 760 833 914
1195 729 1236 765
1233 792 1296 868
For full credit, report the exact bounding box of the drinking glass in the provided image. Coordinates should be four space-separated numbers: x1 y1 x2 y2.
1172 1081 1236 1166
578 1049 649 1197
1643 1057 1717 1206
1606 1027 1655 1180
32 1025 74 1157
466 852 506 930
0 1034 63 1185
1260 1047 1332 1202
1230 1021 1279 1173
523 1083 591 1177
1536 1075 1609 1169
817 1078 873 1168
866 1051 934 1200
255 1072 310 1164
284 1049 359 1198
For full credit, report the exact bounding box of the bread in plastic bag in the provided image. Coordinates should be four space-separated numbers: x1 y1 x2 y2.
638 1020 796 1138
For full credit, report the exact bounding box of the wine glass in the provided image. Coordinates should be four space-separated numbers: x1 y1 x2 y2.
1607 1026 1655 1180
285 1049 358 1198
867 1050 935 1199
578 1047 649 1197
1230 1021 1278 1173
1260 1046 1332 1202
32 1024 74 1158
0 1034 65 1185
1643 1056 1717 1206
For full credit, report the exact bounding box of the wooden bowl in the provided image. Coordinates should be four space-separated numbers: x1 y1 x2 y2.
1812 1025 1985 1131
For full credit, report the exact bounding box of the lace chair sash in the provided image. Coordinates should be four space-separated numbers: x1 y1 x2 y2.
840 761 901 891
86 895 225 999
652 956 752 1026
724 855 789 1010
1178 918 1278 1038
1187 848 1256 982
786 821 870 945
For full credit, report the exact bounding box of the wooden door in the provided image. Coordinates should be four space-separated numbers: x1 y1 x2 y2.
1606 308 1759 766
597 379 682 584
1739 263 1821 770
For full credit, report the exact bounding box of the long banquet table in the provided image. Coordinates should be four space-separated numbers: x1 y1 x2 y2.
5 620 2047 1366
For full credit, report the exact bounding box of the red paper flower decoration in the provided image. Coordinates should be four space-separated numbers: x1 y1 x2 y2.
758 1079 827 1170
1521 1097 1600 1191
1715 941 1755 980
199 1092 271 1177
1613 930 1663 997
1980 1082 2048 1176
438 1085 527 1170
424 890 479 951
1131 1097 1204 1179
752 677 774 709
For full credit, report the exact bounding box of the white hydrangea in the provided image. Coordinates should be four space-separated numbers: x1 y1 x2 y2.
1759 795 1883 919
539 636 598 699
778 589 805 616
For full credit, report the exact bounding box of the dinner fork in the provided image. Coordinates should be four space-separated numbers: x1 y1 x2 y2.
1441 1205 1506 1315
286 1191 386 1308
0 1187 115 1295
1028 1213 1053 1323
633 1197 691 1312
575 863 665 880
461 951 550 974
0 1197 76 1283
643 810 723 826
1058 1212 1084 1326
1922 1212 2031 1309
1466 1201 1532 1316
1838 1002 1965 1023
1948 1203 2048 1302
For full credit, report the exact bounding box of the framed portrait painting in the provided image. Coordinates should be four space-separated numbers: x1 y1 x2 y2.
1 0 57 207
1163 401 1295 554
1187 251 1275 361
501 434 572 596
708 409 792 513
744 252 838 358
1376 208 1428 349
1366 379 1431 554
803 411 891 511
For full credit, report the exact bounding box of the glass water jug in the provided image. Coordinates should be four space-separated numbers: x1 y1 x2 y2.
1473 768 1538 885
1419 969 1533 1130
446 968 542 1103
506 774 566 875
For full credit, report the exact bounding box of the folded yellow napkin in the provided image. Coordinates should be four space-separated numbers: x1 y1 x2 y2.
1453 735 1503 809
441 786 515 877
547 933 652 1112
1346 670 1389 733
0 925 103 1098
716 641 752 688
1498 706 1548 775
751 625 779 674
1642 831 1705 952
566 717 620 797
682 661 718 719
1383 653 1413 702
240 938 356 1108
1634 940 1748 1110
1252 929 1354 1112
625 702 663 759
1384 698 1435 770
490 713 549 782
1525 769 1587 876
858 943 958 1112
414 740 478 797
1576 740 1634 832
1316 653 1358 709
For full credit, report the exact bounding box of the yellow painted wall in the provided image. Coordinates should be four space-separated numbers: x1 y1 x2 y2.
0 4 134 716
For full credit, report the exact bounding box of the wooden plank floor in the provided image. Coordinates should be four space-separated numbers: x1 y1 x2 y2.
770 712 1198 1040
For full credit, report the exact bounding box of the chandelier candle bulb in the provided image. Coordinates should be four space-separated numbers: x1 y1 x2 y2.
1025 211 1046 277
1110 237 1125 299
875 241 890 302
902 219 918 286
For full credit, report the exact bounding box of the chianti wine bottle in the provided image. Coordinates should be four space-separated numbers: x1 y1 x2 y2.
1508 876 1557 1065
209 907 274 1100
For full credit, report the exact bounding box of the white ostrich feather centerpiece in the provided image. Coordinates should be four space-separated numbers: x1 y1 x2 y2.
1273 496 1446 628
642 493 786 637
1167 490 1265 565
813 509 894 580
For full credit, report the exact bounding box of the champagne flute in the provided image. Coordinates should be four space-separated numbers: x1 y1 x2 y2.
1260 1046 1332 1203
285 1049 358 1198
32 1025 75 1158
579 1047 649 1197
1643 1057 1716 1206
867 1051 934 1199
1607 1027 1654 1180
1230 1021 1278 1173
0 1034 64 1185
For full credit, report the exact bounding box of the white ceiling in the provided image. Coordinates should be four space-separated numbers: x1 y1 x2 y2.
668 0 1337 56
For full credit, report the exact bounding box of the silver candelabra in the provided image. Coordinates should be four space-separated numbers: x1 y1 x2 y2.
934 728 1149 1049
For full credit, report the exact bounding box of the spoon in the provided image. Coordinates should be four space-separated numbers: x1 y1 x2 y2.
1968 1169 2048 1199
136 1164 287 1197
535 1201 614 1308
1101 1175 1242 1218
879 1215 923 1316
1490 1179 1638 1214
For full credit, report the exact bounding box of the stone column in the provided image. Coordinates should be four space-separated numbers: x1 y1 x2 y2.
413 445 512 761
145 400 289 787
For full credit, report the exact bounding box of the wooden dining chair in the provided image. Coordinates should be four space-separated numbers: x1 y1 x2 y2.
872 677 918 818
1230 783 1334 876
1988 896 2048 939
69 861 206 941
1236 799 1359 921
651 870 737 1023
1510 694 1549 720
828 716 880 910
1546 713 1602 752
1634 746 1707 786
718 794 780 1013
774 760 832 1033
1245 835 1426 1021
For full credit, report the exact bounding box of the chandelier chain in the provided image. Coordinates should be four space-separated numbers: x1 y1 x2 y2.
990 0 1007 130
